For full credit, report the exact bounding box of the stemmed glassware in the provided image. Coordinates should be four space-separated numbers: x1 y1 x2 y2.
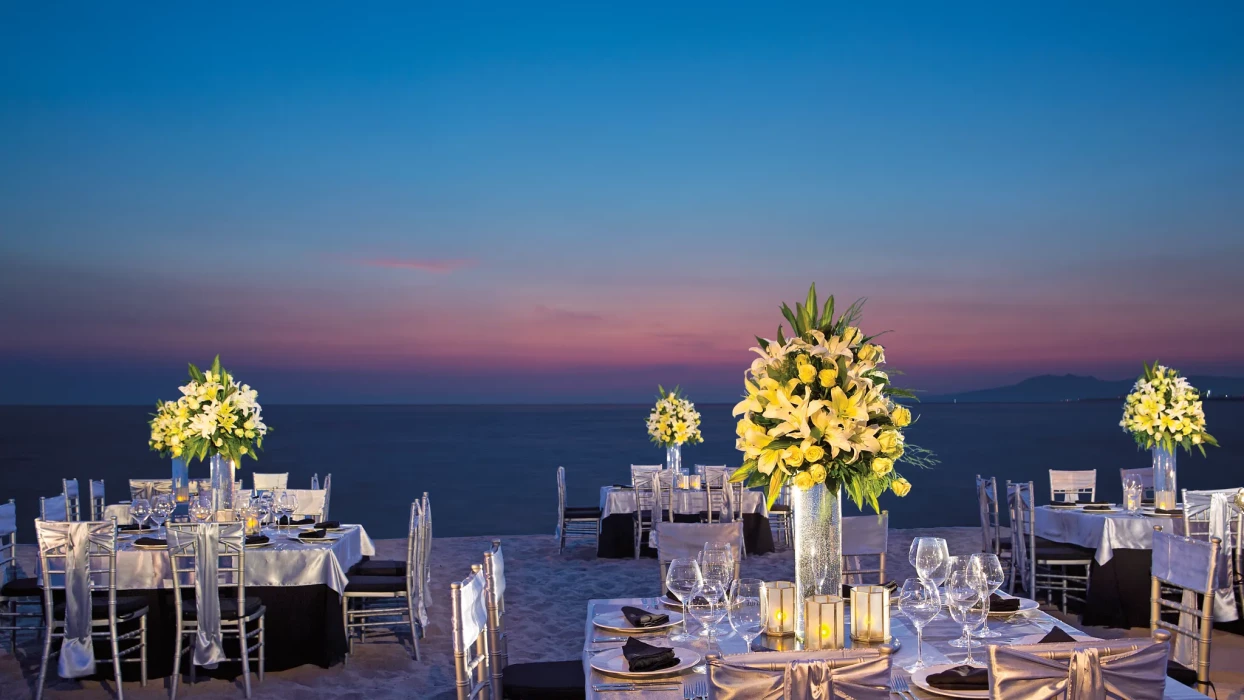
686 581 727 640
698 548 734 592
278 491 299 530
898 577 942 672
149 494 174 539
129 498 151 531
664 558 703 642
189 494 213 523
253 496 273 537
1123 476 1143 514
946 570 988 663
969 553 1006 637
910 537 949 586
728 579 764 652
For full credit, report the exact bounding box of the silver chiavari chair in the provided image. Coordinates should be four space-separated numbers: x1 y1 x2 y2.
1122 467 1155 500
706 647 894 699
1 499 42 651
484 539 507 692
633 472 662 560
843 512 888 585
252 472 288 491
34 518 149 700
321 473 332 521
450 564 491 700
769 484 793 551
556 466 602 554
1049 469 1097 503
1151 526 1224 695
629 464 663 487
62 479 82 521
702 466 730 523
167 521 265 699
421 492 433 617
976 475 1012 582
88 480 106 521
988 630 1171 700
342 501 423 659
1008 480 1092 609
39 493 69 522
128 479 174 503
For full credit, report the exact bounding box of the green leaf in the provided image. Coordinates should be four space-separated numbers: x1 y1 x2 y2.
766 471 787 509
728 464 752 483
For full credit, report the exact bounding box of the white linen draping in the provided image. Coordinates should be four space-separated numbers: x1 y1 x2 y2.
1034 506 1182 565
598 486 767 519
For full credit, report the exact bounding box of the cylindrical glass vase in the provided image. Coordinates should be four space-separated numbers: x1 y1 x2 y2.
666 444 683 474
791 481 843 640
209 454 236 513
1153 445 1177 510
171 456 190 504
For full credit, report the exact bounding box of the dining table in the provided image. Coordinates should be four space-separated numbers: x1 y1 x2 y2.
596 486 775 558
580 595 1208 698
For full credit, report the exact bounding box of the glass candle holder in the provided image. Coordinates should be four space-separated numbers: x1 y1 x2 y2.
804 594 845 649
850 585 891 642
763 581 796 636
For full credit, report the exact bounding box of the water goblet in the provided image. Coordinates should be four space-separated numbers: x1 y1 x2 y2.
898 578 942 672
664 558 703 642
189 495 213 523
129 498 151 530
729 579 764 651
946 570 986 658
698 548 734 599
279 491 300 530
910 537 948 585
149 494 172 539
686 581 727 644
969 553 1006 637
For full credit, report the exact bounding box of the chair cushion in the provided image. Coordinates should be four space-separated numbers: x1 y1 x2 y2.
564 507 602 519
345 575 407 594
1167 659 1198 687
54 594 148 620
0 577 40 597
503 659 586 700
182 595 264 621
1034 537 1094 560
351 559 407 577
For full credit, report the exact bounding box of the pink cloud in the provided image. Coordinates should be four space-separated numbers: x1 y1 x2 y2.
356 257 476 273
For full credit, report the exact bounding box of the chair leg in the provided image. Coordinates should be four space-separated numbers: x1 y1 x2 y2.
407 597 420 661
171 628 182 700
109 619 125 700
239 619 253 699
257 614 265 682
341 597 352 659
35 622 52 700
140 614 148 687
6 599 15 652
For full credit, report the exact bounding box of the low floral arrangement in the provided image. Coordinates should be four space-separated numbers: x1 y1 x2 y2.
731 285 935 509
1120 362 1216 455
149 355 270 464
646 386 704 447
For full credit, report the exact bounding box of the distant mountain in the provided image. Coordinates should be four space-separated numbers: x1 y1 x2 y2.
925 374 1244 403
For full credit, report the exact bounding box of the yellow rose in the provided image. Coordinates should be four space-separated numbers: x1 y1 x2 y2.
818 367 838 388
795 353 810 366
214 437 223 447
239 445 248 455
798 363 817 384
877 430 900 454
857 344 882 362
892 477 911 497
171 446 182 457
891 406 912 427
803 444 825 463
843 327 862 345
783 445 805 468
792 471 815 490
871 457 894 476
808 463 827 484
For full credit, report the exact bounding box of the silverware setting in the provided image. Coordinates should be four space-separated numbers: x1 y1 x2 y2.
682 678 707 699
593 681 682 692
891 674 917 699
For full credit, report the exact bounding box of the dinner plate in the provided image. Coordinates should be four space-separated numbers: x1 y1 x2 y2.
245 541 275 549
589 645 700 679
910 663 990 698
301 526 349 533
289 535 338 544
1080 507 1119 514
988 596 1038 616
593 610 683 633
1047 503 1081 509
657 595 683 609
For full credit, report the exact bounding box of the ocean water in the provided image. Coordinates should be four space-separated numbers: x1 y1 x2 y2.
1 402 1242 541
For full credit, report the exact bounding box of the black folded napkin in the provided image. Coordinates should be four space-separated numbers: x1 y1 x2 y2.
1039 627 1076 644
1082 504 1113 511
133 537 166 547
621 637 678 672
1154 508 1184 516
117 524 143 532
927 665 989 691
245 535 270 545
313 521 341 530
989 593 1022 612
279 516 315 526
621 606 669 628
1142 499 1155 506
298 529 328 539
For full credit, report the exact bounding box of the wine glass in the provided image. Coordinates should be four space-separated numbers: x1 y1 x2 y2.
189 494 213 523
929 539 951 588
149 494 172 539
729 579 764 651
698 548 734 595
686 581 727 640
910 537 948 583
664 558 703 642
898 578 942 672
279 491 299 529
946 570 987 660
969 553 1006 637
129 498 151 531
253 497 272 536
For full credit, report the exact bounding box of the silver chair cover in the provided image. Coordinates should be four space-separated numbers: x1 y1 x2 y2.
1181 490 1239 622
40 495 68 522
987 636 1169 700
706 648 892 700
168 523 234 667
35 520 103 678
655 521 744 562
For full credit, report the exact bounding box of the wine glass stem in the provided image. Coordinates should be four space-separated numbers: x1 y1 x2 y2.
964 625 973 663
916 627 924 666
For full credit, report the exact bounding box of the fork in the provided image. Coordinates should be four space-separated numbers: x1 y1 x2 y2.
684 678 708 699
891 675 917 699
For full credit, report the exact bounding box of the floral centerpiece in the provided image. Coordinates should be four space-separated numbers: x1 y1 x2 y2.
1120 362 1216 508
149 356 269 510
730 284 933 638
646 386 703 473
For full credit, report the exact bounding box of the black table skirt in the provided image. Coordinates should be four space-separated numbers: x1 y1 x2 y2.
73 584 345 682
597 513 776 558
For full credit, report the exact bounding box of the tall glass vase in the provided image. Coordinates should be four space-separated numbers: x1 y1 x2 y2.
1153 445 1177 510
792 481 842 640
665 444 683 474
209 454 236 514
171 456 190 504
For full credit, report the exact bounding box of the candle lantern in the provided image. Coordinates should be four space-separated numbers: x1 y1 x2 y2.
690 475 702 490
171 457 190 503
850 585 891 642
804 595 845 649
763 581 796 636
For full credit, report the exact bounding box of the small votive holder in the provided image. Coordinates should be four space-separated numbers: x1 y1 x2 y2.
850 585 890 643
244 515 262 535
677 475 690 489
804 594 845 649
689 475 702 490
763 581 796 636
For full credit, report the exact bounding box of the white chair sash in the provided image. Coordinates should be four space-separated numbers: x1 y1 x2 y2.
41 495 68 522
36 520 97 678
491 546 506 606
988 638 1169 700
707 649 891 700
0 501 15 537
129 479 174 502
457 569 488 654
252 473 289 490
193 524 228 667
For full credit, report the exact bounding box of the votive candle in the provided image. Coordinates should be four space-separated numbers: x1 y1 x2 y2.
804 595 845 649
850 585 890 642
763 581 796 636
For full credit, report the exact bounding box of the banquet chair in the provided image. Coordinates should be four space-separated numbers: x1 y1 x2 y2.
1008 480 1093 610
88 480 107 521
34 518 149 700
705 646 894 699
1121 467 1155 500
702 466 731 523
450 564 491 700
484 540 585 699
988 629 1171 700
1178 489 1242 633
39 494 69 522
629 464 663 487
1150 526 1225 694
62 479 82 521
1 499 43 652
842 512 887 585
1049 469 1097 503
769 484 793 551
632 472 667 559
555 466 601 554
129 479 174 502
342 500 423 659
167 521 265 699
252 473 289 491
655 521 743 593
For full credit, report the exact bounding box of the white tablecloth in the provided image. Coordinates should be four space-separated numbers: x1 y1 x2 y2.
580 596 1206 699
599 486 768 519
110 525 375 595
1034 506 1185 565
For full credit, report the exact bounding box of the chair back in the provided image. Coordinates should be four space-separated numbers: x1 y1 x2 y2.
656 521 744 590
1121 467 1155 499
483 539 508 696
321 474 332 521
450 566 490 700
702 466 730 522
705 647 893 699
630 464 663 487
634 472 660 527
252 473 289 490
128 478 174 502
1049 469 1096 503
258 489 328 520
976 475 1004 556
40 494 69 522
167 522 247 667
842 512 888 585
556 466 567 535
988 631 1171 700
421 492 433 613
1182 488 1243 541
1007 481 1036 595
62 479 82 521
34 518 120 678
0 500 16 584
87 480 106 521
1151 527 1223 693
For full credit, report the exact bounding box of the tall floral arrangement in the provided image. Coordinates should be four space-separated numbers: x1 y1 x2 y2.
1121 362 1216 455
731 285 934 509
149 356 269 465
646 386 703 447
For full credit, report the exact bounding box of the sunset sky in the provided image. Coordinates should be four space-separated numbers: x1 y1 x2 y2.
2 3 1242 403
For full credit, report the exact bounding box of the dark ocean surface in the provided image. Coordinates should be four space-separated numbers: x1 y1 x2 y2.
1 402 1241 541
